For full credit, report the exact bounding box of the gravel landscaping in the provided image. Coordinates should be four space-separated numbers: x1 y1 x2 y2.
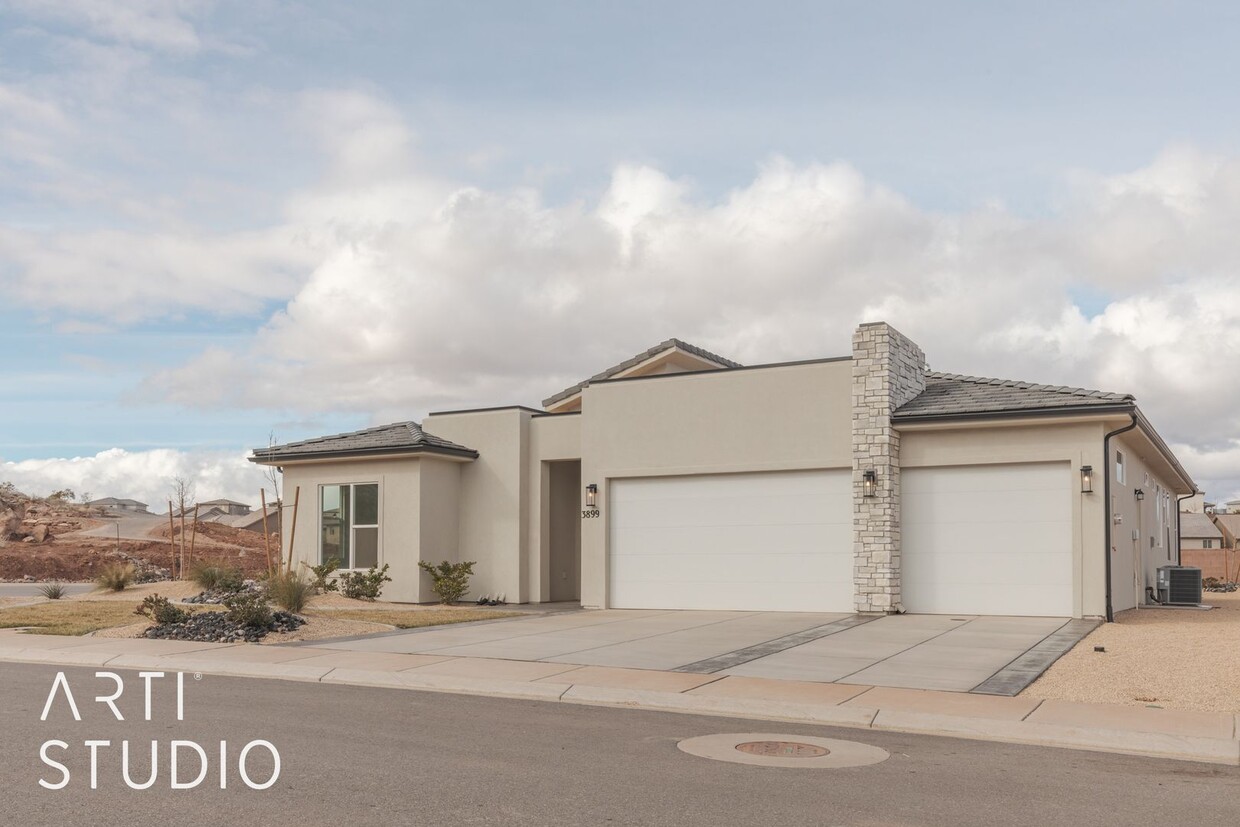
1027 590 1240 713
144 610 306 643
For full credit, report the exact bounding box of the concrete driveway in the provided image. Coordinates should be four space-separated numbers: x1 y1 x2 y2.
312 609 1094 694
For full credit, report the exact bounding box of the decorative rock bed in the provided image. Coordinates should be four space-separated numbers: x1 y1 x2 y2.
183 581 265 604
144 610 305 643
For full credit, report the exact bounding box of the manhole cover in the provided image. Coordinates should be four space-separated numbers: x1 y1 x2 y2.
736 741 829 758
678 733 889 769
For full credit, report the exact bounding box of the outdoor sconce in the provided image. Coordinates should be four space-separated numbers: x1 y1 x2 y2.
1134 488 1145 501
861 469 877 498
586 483 598 508
1080 466 1093 494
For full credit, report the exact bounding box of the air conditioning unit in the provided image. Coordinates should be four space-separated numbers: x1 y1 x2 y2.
1156 565 1202 605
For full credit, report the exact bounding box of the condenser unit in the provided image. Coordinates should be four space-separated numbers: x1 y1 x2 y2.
1156 565 1203 605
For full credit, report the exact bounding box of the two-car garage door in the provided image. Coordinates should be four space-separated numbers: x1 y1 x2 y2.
608 470 853 612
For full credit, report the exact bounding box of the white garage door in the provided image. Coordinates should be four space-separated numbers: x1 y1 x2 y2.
608 470 853 612
902 463 1073 616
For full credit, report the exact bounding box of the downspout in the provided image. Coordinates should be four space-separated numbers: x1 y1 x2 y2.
1175 492 1196 567
1103 413 1138 623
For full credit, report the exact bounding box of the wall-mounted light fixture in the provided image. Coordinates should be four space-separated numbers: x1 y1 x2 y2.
1080 465 1093 494
862 469 877 498
586 483 598 508
1134 488 1145 501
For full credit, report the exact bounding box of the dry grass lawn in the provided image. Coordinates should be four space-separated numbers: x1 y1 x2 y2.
1027 590 1240 713
0 600 205 636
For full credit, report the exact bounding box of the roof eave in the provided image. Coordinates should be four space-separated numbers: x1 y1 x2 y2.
249 444 479 465
892 402 1137 426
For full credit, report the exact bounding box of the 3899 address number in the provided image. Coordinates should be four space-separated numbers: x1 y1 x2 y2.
581 509 601 519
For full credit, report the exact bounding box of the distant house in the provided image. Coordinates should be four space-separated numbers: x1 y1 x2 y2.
1180 511 1233 580
1213 513 1240 550
1181 512 1224 549
87 497 150 515
196 499 252 516
1221 499 1240 515
223 504 280 534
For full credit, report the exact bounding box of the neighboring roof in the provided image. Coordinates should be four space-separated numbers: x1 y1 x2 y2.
249 421 478 464
1212 513 1240 534
542 338 742 408
895 372 1134 421
88 497 148 507
197 498 250 507
1180 512 1223 539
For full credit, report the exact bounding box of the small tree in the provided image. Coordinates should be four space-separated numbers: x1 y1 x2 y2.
417 560 476 605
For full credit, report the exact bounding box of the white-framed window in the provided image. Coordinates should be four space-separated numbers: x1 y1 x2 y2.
1204 539 1214 549
320 483 379 569
1115 451 1126 486
1154 484 1163 547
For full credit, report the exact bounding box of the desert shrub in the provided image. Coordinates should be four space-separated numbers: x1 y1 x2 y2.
135 594 189 625
305 558 341 593
96 563 135 592
223 589 273 628
267 570 312 613
339 564 392 602
189 560 244 593
37 582 67 600
417 560 476 605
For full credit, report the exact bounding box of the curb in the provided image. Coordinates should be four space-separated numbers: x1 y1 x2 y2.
2 651 1236 766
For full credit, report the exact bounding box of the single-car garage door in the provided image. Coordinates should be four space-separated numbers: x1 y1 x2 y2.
902 462 1073 616
608 469 853 612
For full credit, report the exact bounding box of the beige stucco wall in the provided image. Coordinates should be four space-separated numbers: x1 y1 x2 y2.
901 419 1109 618
279 456 424 603
1109 431 1185 612
578 360 854 608
423 409 531 602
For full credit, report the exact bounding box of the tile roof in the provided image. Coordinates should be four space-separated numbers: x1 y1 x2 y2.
1210 513 1240 535
542 338 742 407
1180 512 1223 539
894 372 1134 420
250 421 478 463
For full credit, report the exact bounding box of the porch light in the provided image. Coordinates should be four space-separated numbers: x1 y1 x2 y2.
1134 488 1145 501
1080 466 1093 494
586 483 598 508
861 469 877 498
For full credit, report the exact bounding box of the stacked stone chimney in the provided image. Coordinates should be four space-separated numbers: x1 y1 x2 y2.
851 322 926 613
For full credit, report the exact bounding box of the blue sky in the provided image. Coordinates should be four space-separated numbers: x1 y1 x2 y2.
2 1 1239 507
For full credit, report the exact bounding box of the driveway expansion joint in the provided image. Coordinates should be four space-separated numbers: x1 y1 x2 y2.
671 615 879 674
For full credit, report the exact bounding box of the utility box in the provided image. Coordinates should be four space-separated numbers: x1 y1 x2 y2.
1156 565 1203 605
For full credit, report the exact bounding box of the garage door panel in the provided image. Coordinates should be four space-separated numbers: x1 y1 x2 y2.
611 493 848 529
903 463 1073 617
609 470 853 612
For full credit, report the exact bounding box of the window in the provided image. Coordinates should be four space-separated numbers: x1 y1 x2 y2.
1115 451 1126 486
1204 539 1214 549
321 483 379 569
1154 484 1163 547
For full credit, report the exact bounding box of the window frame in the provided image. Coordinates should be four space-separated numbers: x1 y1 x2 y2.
1115 450 1126 486
319 482 381 571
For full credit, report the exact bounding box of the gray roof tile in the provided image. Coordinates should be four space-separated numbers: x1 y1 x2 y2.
251 422 477 463
542 338 742 407
1180 512 1223 539
895 372 1133 420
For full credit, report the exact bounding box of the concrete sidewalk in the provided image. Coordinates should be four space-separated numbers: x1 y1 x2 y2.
1 629 1236 766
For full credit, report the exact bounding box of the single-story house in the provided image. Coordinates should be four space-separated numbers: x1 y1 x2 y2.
1180 512 1225 550
196 499 253 516
251 322 1196 620
87 497 150 514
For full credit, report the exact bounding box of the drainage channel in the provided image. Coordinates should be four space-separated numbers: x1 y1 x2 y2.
677 733 889 769
671 615 879 674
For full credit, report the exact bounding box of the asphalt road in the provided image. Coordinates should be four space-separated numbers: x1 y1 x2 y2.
1 662 1236 826
0 583 94 597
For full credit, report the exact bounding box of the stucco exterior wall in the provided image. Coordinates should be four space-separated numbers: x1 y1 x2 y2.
424 409 531 602
578 359 854 609
279 457 424 603
901 419 1108 618
1109 432 1183 612
418 457 462 601
527 414 583 602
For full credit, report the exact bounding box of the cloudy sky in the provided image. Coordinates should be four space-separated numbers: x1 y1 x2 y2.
1 1 1238 510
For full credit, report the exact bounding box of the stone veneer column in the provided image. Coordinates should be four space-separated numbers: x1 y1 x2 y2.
852 322 926 613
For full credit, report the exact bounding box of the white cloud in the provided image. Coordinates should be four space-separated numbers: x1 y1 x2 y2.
1 448 267 511
9 0 211 55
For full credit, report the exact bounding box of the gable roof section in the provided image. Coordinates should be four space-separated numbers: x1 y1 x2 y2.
1210 513 1240 535
250 421 478 464
542 338 742 408
1180 512 1223 539
894 372 1134 421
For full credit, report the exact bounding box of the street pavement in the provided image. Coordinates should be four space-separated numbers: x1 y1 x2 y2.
0 583 94 598
1 662 1237 826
